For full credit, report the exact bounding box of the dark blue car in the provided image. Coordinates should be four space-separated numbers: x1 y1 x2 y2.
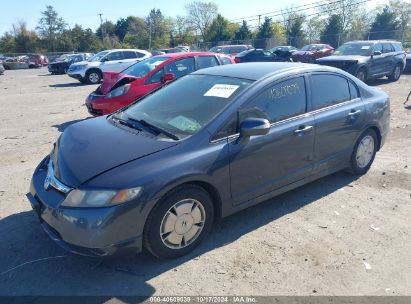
28 62 390 259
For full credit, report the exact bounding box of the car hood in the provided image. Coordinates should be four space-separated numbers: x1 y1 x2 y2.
100 72 139 95
52 116 178 188
317 55 364 62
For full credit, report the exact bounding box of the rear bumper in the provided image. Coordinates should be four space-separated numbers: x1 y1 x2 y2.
27 156 144 257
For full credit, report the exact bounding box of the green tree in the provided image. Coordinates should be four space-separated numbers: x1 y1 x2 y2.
369 6 400 39
0 32 16 53
123 17 149 49
205 14 233 42
321 14 344 48
234 20 252 41
13 22 40 53
115 18 129 42
96 20 116 40
286 15 305 47
147 9 171 48
255 17 274 48
305 16 324 43
36 5 66 51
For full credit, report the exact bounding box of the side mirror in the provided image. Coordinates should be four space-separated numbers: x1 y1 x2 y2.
161 72 175 83
239 118 270 138
373 51 382 56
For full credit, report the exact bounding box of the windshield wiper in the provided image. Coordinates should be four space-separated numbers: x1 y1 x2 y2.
110 115 142 131
128 117 179 140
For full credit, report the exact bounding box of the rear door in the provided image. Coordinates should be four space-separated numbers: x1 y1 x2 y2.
228 76 315 204
382 43 395 74
100 51 125 73
310 73 365 172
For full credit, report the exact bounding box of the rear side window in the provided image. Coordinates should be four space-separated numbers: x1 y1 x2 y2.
382 43 394 53
123 51 137 59
219 56 232 65
240 77 307 123
135 52 147 58
311 74 350 110
197 56 219 69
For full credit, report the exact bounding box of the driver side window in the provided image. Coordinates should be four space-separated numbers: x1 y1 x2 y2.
148 68 164 84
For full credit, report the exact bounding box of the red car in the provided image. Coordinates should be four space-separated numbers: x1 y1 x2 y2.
86 52 234 116
291 44 334 63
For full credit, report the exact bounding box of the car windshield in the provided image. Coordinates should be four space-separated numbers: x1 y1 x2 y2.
89 51 109 62
333 43 373 56
119 74 253 138
122 56 169 78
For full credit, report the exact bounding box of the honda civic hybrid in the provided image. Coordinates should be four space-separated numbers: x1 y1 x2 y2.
28 62 390 259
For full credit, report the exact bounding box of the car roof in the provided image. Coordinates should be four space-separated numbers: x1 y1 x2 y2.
346 40 401 44
157 52 220 58
193 62 342 81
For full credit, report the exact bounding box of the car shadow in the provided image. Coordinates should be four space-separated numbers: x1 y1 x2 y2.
367 78 392 86
52 118 92 132
49 82 90 88
0 171 358 297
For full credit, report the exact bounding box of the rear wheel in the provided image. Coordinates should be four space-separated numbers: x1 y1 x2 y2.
347 129 377 175
388 64 401 82
144 185 214 259
86 69 102 84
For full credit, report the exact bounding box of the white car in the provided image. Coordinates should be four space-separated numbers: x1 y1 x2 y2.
67 49 151 84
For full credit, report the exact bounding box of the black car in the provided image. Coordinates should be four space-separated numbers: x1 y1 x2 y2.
234 49 286 63
48 53 92 74
316 40 406 82
28 63 390 259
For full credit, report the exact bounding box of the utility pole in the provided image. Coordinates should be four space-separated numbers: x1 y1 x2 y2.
148 18 152 50
258 15 261 27
98 13 104 42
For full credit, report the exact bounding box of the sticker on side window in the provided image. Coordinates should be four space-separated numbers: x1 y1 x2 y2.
204 84 239 98
361 46 370 49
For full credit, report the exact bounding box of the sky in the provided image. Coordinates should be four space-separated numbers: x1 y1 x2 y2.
0 0 392 35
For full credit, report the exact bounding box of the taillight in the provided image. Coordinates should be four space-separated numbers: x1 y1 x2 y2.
235 57 241 63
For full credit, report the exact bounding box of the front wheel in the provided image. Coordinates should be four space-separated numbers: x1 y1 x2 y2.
144 185 214 259
86 70 102 84
347 129 378 175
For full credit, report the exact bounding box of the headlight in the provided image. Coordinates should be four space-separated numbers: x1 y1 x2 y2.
105 84 131 99
61 187 142 207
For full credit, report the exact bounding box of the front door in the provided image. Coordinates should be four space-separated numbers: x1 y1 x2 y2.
228 76 315 204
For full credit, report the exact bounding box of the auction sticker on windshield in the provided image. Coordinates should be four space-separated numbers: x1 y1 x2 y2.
204 84 239 98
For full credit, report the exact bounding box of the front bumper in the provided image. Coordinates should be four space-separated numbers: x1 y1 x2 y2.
68 73 84 81
85 93 106 116
28 156 143 257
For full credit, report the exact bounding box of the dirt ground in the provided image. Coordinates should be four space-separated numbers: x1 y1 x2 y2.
0 67 410 298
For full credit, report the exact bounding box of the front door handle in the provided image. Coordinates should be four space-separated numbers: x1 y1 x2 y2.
294 125 313 135
348 109 362 118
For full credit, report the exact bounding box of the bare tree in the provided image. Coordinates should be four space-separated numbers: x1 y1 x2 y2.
321 0 365 31
185 1 218 40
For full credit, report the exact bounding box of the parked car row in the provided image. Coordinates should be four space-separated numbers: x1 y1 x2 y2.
28 61 391 259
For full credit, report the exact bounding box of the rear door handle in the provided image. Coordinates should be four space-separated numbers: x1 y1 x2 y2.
294 125 313 134
348 109 362 118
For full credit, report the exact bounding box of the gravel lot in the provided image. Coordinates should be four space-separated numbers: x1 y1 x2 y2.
0 67 410 297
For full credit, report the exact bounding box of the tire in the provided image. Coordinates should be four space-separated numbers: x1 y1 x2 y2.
347 129 378 175
356 68 367 82
86 69 102 84
388 64 401 82
144 184 214 259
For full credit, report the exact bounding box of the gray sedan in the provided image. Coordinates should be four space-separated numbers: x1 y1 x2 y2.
28 63 390 259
